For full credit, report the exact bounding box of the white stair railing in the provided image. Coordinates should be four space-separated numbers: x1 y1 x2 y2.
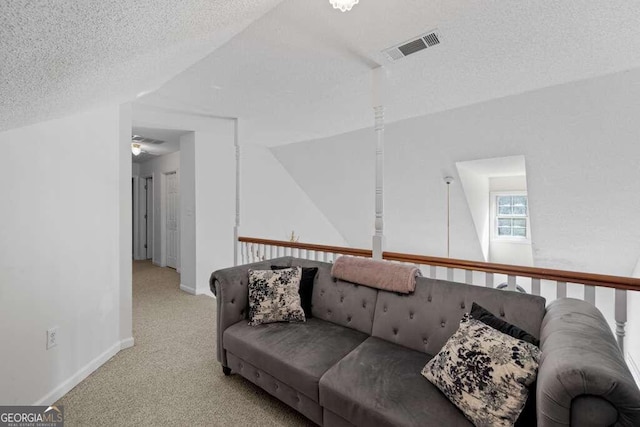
237 237 640 353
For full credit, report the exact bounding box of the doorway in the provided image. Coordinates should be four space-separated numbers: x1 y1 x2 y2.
165 172 179 269
143 177 153 260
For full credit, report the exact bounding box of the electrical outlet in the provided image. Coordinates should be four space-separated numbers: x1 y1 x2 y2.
47 327 58 350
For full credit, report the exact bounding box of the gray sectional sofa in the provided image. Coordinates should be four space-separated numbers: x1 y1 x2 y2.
210 257 640 426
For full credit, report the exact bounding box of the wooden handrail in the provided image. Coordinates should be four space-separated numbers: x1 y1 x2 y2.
383 251 640 292
238 236 640 292
238 236 373 258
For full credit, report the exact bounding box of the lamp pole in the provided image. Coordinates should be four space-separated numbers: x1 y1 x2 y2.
444 176 454 258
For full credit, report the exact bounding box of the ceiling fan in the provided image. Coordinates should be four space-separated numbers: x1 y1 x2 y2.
131 135 164 157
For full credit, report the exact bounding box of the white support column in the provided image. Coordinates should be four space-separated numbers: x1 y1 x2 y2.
233 119 240 266
372 67 386 260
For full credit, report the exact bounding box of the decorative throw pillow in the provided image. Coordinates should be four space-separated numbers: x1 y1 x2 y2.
421 315 541 427
247 268 305 326
271 265 318 318
469 302 539 427
470 302 539 346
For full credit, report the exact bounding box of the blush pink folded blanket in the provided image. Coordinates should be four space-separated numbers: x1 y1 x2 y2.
331 256 422 294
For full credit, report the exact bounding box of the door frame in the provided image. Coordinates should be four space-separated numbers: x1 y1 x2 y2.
145 176 154 260
160 169 180 271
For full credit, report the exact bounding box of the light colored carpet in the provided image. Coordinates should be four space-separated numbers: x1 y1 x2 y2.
56 260 313 426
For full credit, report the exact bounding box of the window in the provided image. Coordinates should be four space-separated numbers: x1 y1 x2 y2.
495 194 528 239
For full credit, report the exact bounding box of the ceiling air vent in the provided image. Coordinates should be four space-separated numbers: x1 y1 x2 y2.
131 135 165 145
382 29 440 62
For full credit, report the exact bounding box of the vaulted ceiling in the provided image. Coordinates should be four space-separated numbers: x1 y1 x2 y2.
0 0 283 131
139 0 640 146
2 0 640 144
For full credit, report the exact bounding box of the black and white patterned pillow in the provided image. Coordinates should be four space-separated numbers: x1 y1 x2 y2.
421 314 541 427
247 268 305 326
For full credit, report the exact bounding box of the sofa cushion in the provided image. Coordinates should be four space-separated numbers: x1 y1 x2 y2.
306 258 378 334
226 352 324 425
372 277 546 355
247 267 305 326
470 302 539 346
224 317 368 402
271 265 318 318
319 337 473 427
421 315 540 427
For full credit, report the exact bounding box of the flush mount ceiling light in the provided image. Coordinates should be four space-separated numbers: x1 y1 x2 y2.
330 0 359 12
131 143 142 156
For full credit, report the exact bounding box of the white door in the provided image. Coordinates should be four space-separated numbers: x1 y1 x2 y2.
166 172 179 269
145 177 153 260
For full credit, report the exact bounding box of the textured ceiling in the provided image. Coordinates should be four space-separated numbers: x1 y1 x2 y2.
0 0 283 131
138 0 640 146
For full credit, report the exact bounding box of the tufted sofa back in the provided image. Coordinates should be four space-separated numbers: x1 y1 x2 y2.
371 276 547 355
291 259 378 335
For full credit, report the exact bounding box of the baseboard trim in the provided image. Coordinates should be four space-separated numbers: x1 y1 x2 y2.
197 289 215 298
120 337 135 350
180 284 197 295
34 340 124 406
627 353 640 386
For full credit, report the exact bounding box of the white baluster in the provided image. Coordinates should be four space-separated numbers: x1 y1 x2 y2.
465 270 473 285
446 268 453 281
269 245 274 260
584 285 596 305
615 289 627 352
507 275 517 291
315 251 321 261
418 264 426 277
277 246 284 257
241 242 246 264
300 249 307 259
485 272 494 288
531 278 541 296
323 252 329 263
557 281 567 299
429 266 437 279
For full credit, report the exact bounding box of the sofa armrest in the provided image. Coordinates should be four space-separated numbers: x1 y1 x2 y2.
537 298 640 426
209 257 293 367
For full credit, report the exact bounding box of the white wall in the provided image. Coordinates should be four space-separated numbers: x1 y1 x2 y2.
135 151 180 265
195 128 235 294
273 69 640 366
457 166 490 261
179 126 236 295
179 133 197 293
272 121 485 260
133 103 347 273
0 105 132 405
242 144 348 246
273 68 640 276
